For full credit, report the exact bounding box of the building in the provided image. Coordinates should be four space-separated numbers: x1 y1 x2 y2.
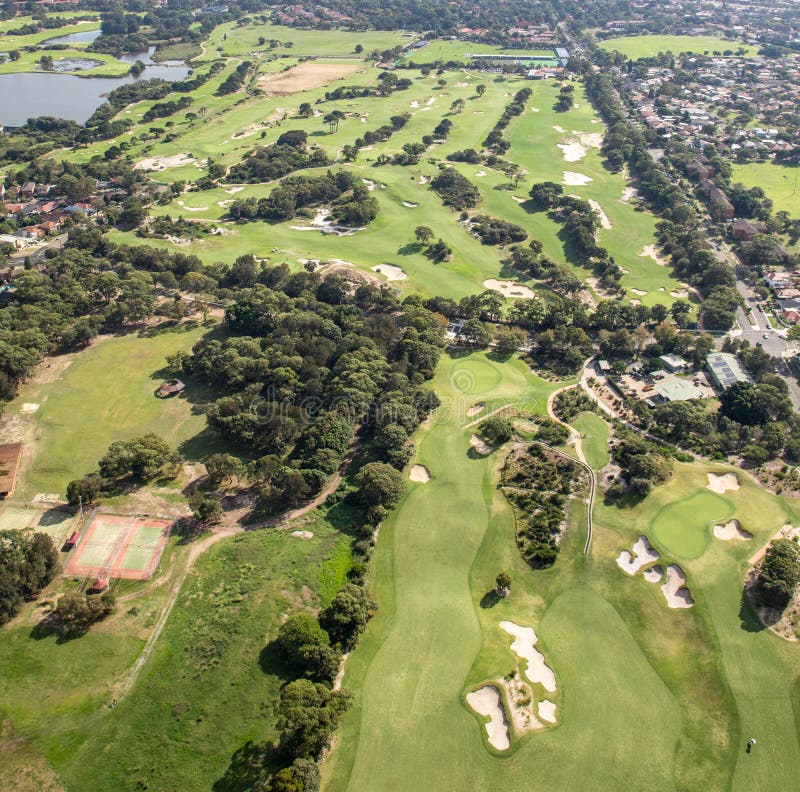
65 531 81 549
706 352 752 390
0 442 22 498
653 379 703 403
732 218 767 241
156 378 186 398
660 353 690 372
764 271 791 289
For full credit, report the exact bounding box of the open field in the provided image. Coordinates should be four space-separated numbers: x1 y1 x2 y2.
0 49 132 77
599 34 757 59
0 17 100 50
403 40 554 64
0 323 216 502
732 162 800 216
258 59 364 94
571 411 609 469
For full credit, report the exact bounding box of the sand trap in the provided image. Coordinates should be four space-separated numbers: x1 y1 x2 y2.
467 402 485 417
500 621 557 693
511 196 526 203
21 403 39 413
640 244 667 267
402 201 418 208
558 140 586 162
410 100 420 108
470 433 492 455
135 153 195 171
643 565 663 583
629 299 641 306
418 175 429 184
225 186 244 195
661 564 694 609
620 186 637 203
362 179 376 191
181 205 208 212
466 686 510 750
587 199 612 229
706 472 740 494
562 171 593 186
483 279 536 299
409 464 430 483
576 131 603 148
475 170 486 177
616 535 659 576
372 263 407 281
631 288 648 296
290 530 314 540
713 520 752 541
290 208 364 236
670 289 690 299
361 117 367 123
530 107 540 112
552 125 565 133
259 61 361 94
537 700 557 723
218 199 234 208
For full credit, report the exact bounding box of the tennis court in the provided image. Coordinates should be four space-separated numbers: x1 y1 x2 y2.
63 511 172 580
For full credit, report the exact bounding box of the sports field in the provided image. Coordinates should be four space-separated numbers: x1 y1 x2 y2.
732 162 800 216
64 512 172 580
599 34 757 59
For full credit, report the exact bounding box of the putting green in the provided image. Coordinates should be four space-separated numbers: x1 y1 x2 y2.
448 357 504 396
649 490 732 559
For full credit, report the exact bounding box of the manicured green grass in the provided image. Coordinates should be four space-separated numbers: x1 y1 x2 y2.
0 323 215 501
572 411 609 469
649 489 732 559
324 353 751 791
0 49 131 77
732 162 800 216
0 18 100 50
599 34 757 59
403 40 554 64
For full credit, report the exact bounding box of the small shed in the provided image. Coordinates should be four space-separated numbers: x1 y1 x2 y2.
0 442 22 499
91 578 109 593
156 378 186 398
66 531 81 548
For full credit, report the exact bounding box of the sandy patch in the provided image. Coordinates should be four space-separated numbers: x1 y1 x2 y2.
558 140 586 162
483 279 536 299
706 472 740 494
290 208 364 236
616 535 659 576
470 433 492 455
629 299 641 306
182 205 208 212
218 199 234 208
225 186 244 195
562 171 593 186
576 131 603 148
620 186 637 203
500 621 557 693
714 520 752 541
467 402 485 417
661 564 694 609
643 565 664 584
402 201 418 208
530 107 540 112
21 403 39 413
410 100 420 108
587 199 612 229
135 153 195 171
475 169 487 177
670 289 690 299
418 175 429 184
511 196 526 203
537 700 557 723
630 288 648 296
466 686 510 750
552 125 565 133
409 464 430 483
640 244 668 267
362 179 376 191
456 81 469 87
259 61 361 95
372 263 407 281
290 530 314 539
360 117 366 122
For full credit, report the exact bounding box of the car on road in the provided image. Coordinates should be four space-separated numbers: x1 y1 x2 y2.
763 333 769 339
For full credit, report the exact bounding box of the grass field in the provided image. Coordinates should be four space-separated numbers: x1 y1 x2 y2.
323 352 800 791
0 323 216 501
571 411 609 469
403 40 554 64
599 34 757 59
732 161 800 216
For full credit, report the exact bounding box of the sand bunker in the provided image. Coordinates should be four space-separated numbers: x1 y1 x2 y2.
290 530 314 540
259 61 361 94
511 196 526 203
562 171 593 186
470 433 492 455
661 564 694 609
409 464 430 483
290 208 364 236
135 153 195 171
475 169 487 177
537 700 557 724
372 263 407 281
467 402 486 417
640 244 668 267
500 621 557 693
670 289 690 299
552 125 565 133
643 565 663 583
631 288 648 296
466 686 510 750
713 520 752 541
21 403 39 413
225 186 244 195
418 175 429 184
558 141 586 162
620 186 637 203
402 201 418 207
362 179 376 191
483 279 536 299
616 535 659 576
587 199 612 229
706 472 740 494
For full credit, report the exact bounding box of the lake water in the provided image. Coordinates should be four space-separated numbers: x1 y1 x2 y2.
0 32 190 127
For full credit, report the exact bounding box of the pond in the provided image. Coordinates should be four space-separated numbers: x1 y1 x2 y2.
39 28 102 47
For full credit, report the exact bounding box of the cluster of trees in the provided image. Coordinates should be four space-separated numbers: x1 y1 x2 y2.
501 444 585 568
554 83 574 112
483 87 531 155
608 432 673 499
227 131 330 183
348 112 410 157
754 539 800 610
430 167 480 210
323 70 412 101
51 590 116 636
142 96 193 124
0 531 60 625
217 60 253 96
468 215 527 246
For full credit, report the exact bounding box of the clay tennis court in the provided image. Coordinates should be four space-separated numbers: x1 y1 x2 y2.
64 511 172 580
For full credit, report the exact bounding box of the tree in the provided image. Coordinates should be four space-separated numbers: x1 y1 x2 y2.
298 102 313 118
479 416 514 444
495 571 511 597
98 434 178 482
323 110 344 134
494 328 522 358
460 317 491 347
319 584 375 650
756 539 800 609
354 43 363 54
275 679 351 758
193 495 222 526
354 462 405 510
450 98 465 114
52 591 115 635
66 474 106 507
414 225 434 245
719 382 769 426
205 453 243 486
0 531 60 625
275 612 340 682
476 84 486 97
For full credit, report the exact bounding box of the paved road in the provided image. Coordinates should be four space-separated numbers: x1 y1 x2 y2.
3 233 67 274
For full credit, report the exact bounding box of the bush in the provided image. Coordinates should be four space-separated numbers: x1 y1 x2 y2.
0 531 60 625
274 612 341 683
479 416 514 444
756 539 800 609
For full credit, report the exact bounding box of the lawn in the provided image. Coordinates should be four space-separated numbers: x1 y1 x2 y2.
649 489 732 559
0 322 216 501
599 34 757 59
572 411 609 469
403 40 554 64
732 161 800 217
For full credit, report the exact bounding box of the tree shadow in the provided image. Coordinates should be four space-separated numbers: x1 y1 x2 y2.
213 739 284 792
467 447 491 460
138 318 201 338
29 619 83 644
738 589 766 633
480 589 501 608
397 242 422 256
39 507 72 527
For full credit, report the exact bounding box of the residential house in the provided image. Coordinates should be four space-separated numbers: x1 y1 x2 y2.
732 218 767 241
